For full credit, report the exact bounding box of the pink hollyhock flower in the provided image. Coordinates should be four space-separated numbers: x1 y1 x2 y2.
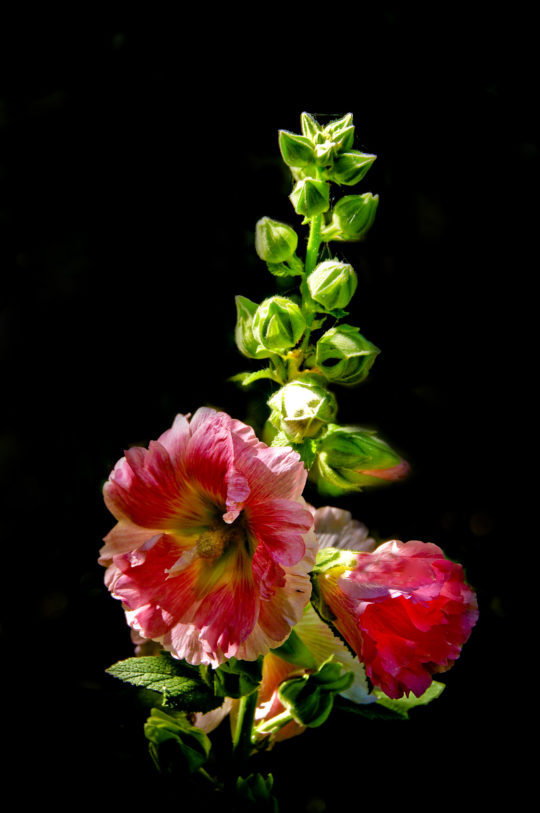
100 408 316 667
315 534 478 699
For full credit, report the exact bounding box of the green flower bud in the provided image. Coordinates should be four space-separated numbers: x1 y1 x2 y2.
279 130 316 167
307 260 358 311
323 113 354 140
314 139 337 165
323 114 355 152
255 217 299 263
300 112 322 142
268 377 338 443
326 194 379 241
315 424 410 493
253 296 306 354
314 325 379 385
290 178 330 217
234 296 274 359
329 151 376 186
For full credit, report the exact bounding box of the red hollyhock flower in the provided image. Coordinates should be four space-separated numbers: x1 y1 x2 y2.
100 408 316 667
316 537 478 699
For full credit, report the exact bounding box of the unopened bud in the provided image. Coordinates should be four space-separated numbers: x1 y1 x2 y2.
300 112 322 141
307 260 358 311
323 113 355 152
326 193 379 242
290 178 330 217
279 130 316 167
235 295 273 359
329 151 376 186
268 377 338 443
255 217 299 263
253 296 306 354
314 325 379 385
315 424 410 493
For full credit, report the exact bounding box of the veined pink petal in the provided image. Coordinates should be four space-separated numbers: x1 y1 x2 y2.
247 498 313 566
156 413 191 467
99 521 163 564
104 441 183 528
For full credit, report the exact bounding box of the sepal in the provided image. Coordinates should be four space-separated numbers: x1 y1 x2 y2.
300 111 322 141
271 628 317 670
328 150 376 186
235 296 274 359
373 681 446 717
279 129 316 167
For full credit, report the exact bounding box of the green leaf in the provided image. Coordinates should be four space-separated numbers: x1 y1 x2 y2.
236 773 279 812
144 707 211 774
271 628 317 670
278 659 354 728
373 681 445 718
211 657 263 699
106 654 222 713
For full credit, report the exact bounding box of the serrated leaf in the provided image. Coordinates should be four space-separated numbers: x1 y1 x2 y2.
106 654 222 713
373 681 445 718
145 708 211 774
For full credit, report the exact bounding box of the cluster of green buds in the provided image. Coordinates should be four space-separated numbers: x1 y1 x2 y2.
232 112 406 492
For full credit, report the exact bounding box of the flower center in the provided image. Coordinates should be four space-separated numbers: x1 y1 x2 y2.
196 520 247 560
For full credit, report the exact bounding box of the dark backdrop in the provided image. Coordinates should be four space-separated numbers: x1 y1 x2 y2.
1 22 533 810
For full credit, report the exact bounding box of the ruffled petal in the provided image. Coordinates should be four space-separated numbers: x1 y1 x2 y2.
247 498 313 566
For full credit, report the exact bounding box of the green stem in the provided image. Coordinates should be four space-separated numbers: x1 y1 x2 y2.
305 213 322 276
300 213 323 353
232 690 258 772
254 709 294 737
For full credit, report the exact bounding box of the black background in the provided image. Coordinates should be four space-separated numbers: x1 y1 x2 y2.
1 18 533 810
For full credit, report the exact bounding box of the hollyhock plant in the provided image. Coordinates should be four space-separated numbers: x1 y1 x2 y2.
100 407 317 667
313 534 478 699
102 114 479 807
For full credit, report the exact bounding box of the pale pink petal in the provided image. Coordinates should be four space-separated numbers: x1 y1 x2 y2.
156 413 191 467
313 505 376 552
99 521 163 564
